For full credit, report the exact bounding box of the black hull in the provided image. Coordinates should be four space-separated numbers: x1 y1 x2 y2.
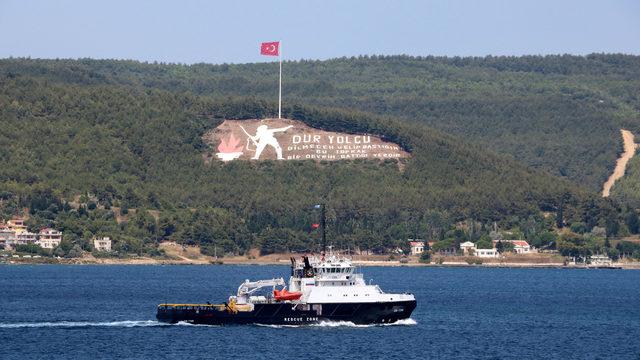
157 300 416 326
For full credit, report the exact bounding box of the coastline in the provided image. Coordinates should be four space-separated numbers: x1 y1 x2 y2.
4 255 640 269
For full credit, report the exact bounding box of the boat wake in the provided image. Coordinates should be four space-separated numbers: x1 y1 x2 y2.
173 321 220 327
256 318 417 329
0 320 166 329
313 318 417 328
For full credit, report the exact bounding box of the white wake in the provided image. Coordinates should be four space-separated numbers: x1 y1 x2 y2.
257 318 417 329
313 318 417 328
0 320 166 329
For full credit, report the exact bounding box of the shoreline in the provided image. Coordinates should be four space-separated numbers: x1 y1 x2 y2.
3 257 640 269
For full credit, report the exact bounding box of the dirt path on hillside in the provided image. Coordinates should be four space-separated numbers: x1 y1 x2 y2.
602 129 638 197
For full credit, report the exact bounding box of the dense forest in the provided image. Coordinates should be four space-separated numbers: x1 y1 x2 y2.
2 54 640 191
0 56 639 256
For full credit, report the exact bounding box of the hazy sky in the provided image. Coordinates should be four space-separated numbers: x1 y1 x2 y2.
1 0 638 64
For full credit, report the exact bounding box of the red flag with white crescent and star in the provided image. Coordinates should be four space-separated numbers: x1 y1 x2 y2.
260 41 279 56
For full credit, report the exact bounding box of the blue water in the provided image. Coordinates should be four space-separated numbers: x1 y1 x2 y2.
0 265 639 360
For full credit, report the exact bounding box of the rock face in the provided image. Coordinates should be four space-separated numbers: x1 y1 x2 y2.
203 118 410 162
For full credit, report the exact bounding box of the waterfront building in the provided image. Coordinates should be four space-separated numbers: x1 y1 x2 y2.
492 240 531 254
15 231 37 245
474 248 500 258
0 227 16 248
37 228 62 249
460 241 475 255
7 218 27 233
510 240 531 254
408 240 425 255
590 254 613 266
93 237 112 251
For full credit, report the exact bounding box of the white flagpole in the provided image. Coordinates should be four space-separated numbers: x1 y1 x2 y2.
278 41 282 119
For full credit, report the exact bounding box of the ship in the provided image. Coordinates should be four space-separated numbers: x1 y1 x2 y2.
156 249 416 325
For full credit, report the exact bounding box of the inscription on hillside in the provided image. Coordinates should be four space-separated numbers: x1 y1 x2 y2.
203 118 410 162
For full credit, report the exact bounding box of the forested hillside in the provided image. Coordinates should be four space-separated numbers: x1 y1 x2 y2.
0 70 622 255
2 56 639 256
2 55 640 191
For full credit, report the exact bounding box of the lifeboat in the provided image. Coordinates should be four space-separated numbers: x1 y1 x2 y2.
273 289 302 301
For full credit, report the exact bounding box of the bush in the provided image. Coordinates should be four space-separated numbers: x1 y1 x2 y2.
145 247 166 258
66 244 83 258
419 251 431 264
92 251 115 258
15 244 49 256
465 258 483 265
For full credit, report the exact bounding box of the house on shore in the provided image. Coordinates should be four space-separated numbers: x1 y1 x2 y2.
460 241 475 255
474 248 500 258
459 239 531 258
0 218 63 250
93 237 112 251
493 240 531 254
408 240 425 255
37 228 62 249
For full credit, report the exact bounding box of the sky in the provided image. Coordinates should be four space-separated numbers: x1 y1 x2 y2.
0 0 638 64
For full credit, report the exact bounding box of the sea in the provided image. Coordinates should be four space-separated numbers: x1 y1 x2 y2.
0 265 638 360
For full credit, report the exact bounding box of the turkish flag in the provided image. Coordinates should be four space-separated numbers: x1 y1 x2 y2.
261 41 279 56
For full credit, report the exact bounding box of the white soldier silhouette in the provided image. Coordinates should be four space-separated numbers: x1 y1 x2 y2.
240 124 293 160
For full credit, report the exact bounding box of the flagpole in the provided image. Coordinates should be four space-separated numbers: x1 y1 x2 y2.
278 40 282 119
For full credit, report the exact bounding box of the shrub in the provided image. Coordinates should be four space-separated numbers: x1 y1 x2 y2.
419 251 431 264
465 258 483 265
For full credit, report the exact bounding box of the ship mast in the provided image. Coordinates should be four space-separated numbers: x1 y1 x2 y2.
320 203 326 250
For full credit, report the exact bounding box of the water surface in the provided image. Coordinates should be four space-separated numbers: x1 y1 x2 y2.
0 265 638 359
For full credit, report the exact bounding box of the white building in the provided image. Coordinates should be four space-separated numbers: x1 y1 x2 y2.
590 254 613 266
460 241 476 255
458 241 500 258
15 231 37 245
93 237 112 251
493 240 531 254
510 240 531 254
37 228 62 249
408 240 425 255
0 218 34 248
0 228 15 248
474 248 500 258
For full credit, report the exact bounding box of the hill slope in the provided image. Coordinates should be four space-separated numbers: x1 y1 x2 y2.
2 55 640 191
0 75 616 252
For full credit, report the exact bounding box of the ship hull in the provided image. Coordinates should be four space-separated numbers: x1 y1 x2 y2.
156 300 416 326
